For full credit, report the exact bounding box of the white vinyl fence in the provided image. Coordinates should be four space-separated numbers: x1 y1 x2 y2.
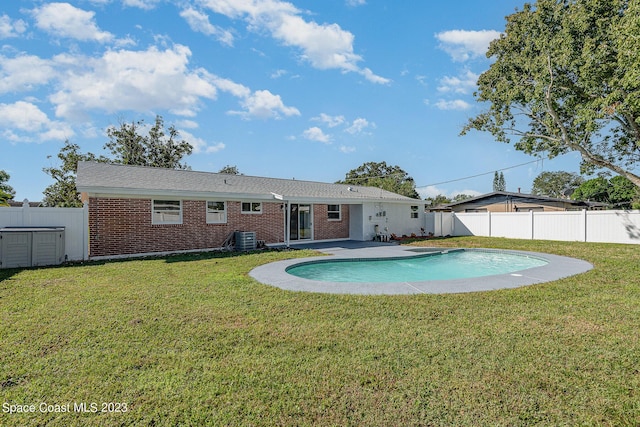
425 210 640 245
0 201 88 261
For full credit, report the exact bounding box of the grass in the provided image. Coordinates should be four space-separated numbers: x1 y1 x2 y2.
0 237 638 426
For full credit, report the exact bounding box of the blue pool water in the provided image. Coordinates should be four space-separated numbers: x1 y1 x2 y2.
286 250 548 283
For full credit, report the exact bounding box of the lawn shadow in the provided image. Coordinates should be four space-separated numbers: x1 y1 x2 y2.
0 248 299 282
0 268 19 283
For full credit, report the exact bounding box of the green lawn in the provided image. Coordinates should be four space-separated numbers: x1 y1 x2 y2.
1 237 639 426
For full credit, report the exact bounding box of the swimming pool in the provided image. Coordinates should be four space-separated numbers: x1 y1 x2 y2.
286 249 548 283
249 244 593 295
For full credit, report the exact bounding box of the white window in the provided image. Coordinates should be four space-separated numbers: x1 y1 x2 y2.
241 202 262 214
410 205 419 219
327 204 341 220
207 201 227 223
152 200 182 224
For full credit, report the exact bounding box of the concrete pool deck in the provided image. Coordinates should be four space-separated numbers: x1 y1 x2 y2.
249 240 594 295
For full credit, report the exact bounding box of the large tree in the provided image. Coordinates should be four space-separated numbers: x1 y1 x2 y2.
531 171 584 198
463 0 640 189
105 115 193 169
43 115 193 207
42 141 108 207
338 161 419 199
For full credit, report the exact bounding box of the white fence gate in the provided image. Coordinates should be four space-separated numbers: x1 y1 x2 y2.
0 201 88 261
426 210 640 245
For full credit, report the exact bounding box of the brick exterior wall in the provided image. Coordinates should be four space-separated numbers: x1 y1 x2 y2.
313 204 350 240
88 197 350 257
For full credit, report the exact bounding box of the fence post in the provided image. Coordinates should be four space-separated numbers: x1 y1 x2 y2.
83 201 89 260
582 209 587 242
448 212 454 236
487 211 492 237
21 199 29 225
530 210 534 240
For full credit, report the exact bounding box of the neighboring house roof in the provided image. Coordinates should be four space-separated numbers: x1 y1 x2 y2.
7 200 43 207
444 191 590 209
76 162 417 203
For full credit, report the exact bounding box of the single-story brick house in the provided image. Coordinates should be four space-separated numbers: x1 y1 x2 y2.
76 162 424 259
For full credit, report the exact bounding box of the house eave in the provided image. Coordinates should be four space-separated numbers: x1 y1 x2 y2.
78 186 417 205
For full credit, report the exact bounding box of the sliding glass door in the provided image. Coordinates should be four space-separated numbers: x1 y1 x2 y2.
289 204 312 240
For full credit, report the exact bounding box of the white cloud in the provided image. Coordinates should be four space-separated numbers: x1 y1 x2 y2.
31 2 114 43
270 69 287 79
201 0 389 84
234 89 301 119
176 119 199 129
0 55 56 93
178 129 225 154
313 113 345 128
180 7 234 46
358 67 390 85
210 75 251 98
205 142 226 153
346 0 366 6
435 29 501 62
122 0 160 10
303 126 331 143
0 101 73 142
0 14 27 38
44 45 297 121
434 99 471 111
49 45 218 120
345 117 374 134
418 185 443 199
339 145 355 153
437 70 478 94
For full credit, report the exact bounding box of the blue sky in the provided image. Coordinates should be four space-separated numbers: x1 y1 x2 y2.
1 0 583 202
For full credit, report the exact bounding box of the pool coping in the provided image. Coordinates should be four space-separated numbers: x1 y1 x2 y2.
249 244 593 295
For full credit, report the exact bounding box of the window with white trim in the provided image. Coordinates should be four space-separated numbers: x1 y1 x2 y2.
241 202 262 214
327 204 341 220
410 205 419 219
152 200 182 224
206 201 227 223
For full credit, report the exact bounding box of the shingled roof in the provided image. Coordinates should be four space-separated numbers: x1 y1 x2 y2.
76 162 416 203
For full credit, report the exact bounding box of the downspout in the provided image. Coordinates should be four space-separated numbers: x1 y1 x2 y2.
285 200 290 248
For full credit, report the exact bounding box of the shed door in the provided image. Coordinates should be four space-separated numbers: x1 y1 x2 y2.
32 232 63 266
1 232 32 268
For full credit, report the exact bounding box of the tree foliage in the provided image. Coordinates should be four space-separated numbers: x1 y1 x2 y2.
493 171 506 192
572 174 640 208
531 171 584 198
42 115 193 206
42 141 108 207
218 165 242 175
463 0 640 189
425 193 474 207
0 170 15 205
105 115 193 169
339 161 419 199
425 194 452 207
452 193 474 202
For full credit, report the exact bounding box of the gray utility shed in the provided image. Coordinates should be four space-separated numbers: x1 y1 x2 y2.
0 227 66 269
